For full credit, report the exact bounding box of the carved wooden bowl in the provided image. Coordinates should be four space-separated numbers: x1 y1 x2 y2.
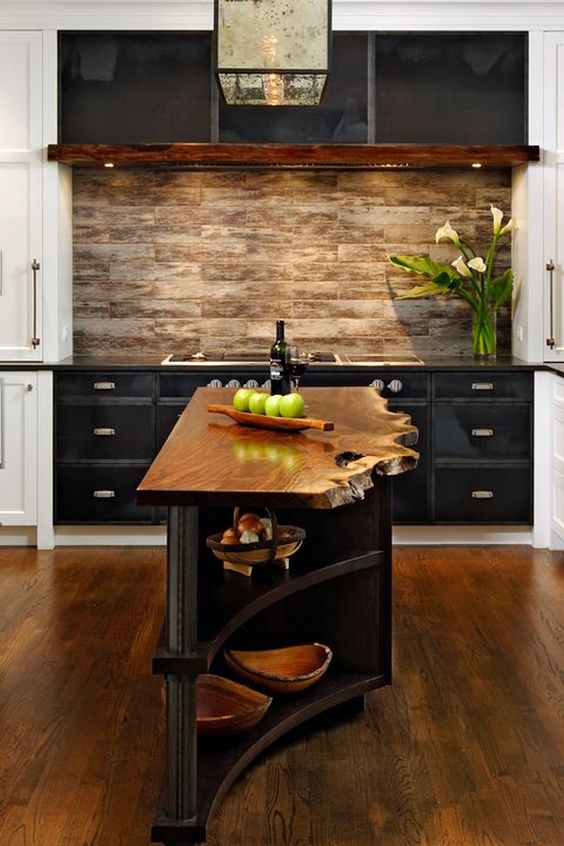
197 674 272 736
224 643 333 695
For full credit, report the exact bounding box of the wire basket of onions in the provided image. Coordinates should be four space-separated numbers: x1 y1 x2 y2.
206 507 305 577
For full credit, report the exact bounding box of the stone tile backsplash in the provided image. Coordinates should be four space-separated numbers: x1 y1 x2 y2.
72 168 511 356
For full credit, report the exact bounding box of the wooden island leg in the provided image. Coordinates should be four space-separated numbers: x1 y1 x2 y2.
165 505 199 824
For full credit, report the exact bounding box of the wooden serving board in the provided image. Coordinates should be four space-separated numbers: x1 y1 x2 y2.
208 403 334 432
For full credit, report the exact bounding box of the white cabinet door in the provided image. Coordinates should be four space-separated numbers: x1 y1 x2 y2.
0 31 42 361
0 371 37 525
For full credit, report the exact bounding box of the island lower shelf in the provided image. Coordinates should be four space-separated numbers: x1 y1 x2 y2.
152 671 386 844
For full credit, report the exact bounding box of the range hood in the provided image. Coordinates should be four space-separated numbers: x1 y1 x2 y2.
47 143 540 170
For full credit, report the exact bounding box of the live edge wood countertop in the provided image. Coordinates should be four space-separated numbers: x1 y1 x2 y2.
137 387 419 510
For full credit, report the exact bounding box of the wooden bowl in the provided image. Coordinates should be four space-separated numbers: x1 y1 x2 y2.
197 674 272 736
224 643 333 695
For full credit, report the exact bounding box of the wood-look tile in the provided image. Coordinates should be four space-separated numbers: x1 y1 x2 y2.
73 169 513 355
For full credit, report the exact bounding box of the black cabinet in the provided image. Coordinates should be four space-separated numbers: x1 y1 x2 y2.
54 371 157 524
431 371 533 524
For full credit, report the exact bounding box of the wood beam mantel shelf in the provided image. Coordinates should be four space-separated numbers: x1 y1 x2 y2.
47 142 540 170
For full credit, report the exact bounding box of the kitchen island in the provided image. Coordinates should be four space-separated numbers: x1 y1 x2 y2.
137 386 418 844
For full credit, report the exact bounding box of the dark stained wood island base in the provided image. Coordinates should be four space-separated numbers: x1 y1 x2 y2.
137 387 418 844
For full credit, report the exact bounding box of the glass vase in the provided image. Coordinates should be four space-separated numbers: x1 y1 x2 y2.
471 308 497 358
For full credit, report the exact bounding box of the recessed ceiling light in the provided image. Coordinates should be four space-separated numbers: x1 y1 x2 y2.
471 162 482 169
104 162 114 168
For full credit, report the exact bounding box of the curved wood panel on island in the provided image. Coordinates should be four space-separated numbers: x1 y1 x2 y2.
137 387 418 844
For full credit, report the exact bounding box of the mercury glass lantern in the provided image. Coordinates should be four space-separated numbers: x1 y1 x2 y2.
215 0 332 106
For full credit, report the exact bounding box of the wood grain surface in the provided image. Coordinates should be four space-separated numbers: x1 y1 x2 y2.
1 545 563 846
47 142 540 168
137 387 419 508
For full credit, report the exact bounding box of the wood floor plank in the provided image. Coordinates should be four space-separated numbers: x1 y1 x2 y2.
0 545 563 845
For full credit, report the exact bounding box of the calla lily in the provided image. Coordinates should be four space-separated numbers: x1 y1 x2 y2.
452 256 471 277
435 220 460 245
491 205 504 235
468 256 487 273
500 218 516 236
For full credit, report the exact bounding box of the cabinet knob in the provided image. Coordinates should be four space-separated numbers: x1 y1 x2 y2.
387 378 403 394
369 379 385 391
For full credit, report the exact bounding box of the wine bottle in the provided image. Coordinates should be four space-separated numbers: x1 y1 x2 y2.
269 320 291 395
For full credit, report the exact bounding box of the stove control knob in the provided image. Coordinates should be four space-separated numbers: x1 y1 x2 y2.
387 378 403 394
207 378 223 388
226 379 241 388
369 379 385 392
261 379 271 390
244 379 259 388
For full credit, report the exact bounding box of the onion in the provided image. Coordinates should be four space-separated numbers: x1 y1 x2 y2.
221 528 239 545
237 515 264 536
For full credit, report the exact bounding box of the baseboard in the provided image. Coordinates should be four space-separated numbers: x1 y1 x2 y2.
54 526 167 546
0 527 37 546
393 526 533 545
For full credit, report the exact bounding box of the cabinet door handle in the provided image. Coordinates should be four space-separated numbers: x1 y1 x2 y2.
471 428 494 437
471 490 494 499
547 259 556 349
93 427 115 436
31 259 40 349
93 490 115 498
93 381 116 391
471 382 494 391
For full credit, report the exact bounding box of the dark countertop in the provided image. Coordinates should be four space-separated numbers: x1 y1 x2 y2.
2 354 545 371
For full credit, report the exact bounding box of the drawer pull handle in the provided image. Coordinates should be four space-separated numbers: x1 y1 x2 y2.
93 490 115 498
471 382 494 391
93 427 115 436
93 381 116 391
471 490 494 500
471 428 494 437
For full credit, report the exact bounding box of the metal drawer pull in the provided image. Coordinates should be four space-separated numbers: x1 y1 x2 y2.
93 427 115 436
471 382 494 391
547 259 556 349
471 428 494 437
93 490 115 498
471 490 494 499
93 381 116 391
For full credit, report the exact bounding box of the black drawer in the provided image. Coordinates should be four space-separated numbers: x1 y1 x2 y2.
390 402 429 523
56 371 155 399
159 371 269 400
434 467 532 523
56 405 155 461
304 370 429 400
433 404 531 461
55 465 153 523
432 372 532 400
157 403 186 450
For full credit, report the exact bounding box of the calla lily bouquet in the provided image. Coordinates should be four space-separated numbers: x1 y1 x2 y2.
389 205 515 357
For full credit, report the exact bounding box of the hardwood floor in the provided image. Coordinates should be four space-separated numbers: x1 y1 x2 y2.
0 546 563 845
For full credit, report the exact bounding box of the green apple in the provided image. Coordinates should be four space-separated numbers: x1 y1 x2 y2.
232 387 253 412
279 393 306 418
265 394 282 416
248 391 268 415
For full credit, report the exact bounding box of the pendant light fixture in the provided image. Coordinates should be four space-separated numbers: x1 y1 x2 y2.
215 0 331 107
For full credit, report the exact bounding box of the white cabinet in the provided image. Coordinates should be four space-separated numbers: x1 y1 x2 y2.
0 370 37 525
544 33 564 362
0 31 42 361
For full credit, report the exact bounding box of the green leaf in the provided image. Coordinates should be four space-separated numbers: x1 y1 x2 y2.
396 281 450 300
488 268 513 309
389 253 464 289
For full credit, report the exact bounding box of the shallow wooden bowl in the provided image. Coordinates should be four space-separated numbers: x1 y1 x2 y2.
224 643 333 695
197 674 272 736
